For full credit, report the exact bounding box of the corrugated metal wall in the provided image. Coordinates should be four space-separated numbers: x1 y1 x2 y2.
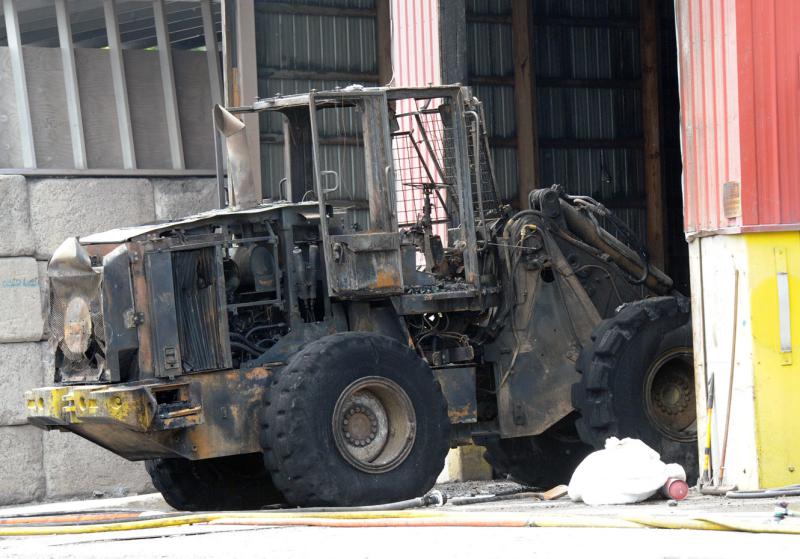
465 0 518 202
255 0 379 210
465 0 647 240
391 0 440 88
738 0 800 228
533 0 645 240
678 0 800 233
675 0 740 233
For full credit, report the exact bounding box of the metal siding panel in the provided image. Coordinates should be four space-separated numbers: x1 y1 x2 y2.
391 0 440 87
749 0 781 225
746 0 800 226
676 0 697 231
678 0 799 231
690 0 708 231
708 0 725 229
256 0 379 204
735 0 757 229
531 4 644 229
466 4 517 201
774 0 800 225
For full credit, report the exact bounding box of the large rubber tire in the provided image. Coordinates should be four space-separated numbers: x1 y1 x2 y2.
572 296 699 483
145 453 284 511
480 414 593 488
260 332 450 507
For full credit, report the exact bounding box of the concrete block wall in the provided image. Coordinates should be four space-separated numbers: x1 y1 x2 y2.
0 174 219 505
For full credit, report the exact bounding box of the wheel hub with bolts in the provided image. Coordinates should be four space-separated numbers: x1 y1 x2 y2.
342 404 380 447
644 347 696 442
332 376 416 474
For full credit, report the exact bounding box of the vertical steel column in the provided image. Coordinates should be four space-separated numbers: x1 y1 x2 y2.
640 0 665 269
375 0 392 86
202 0 225 207
221 0 234 107
153 0 185 169
511 0 539 210
103 0 136 169
439 0 468 85
201 0 222 107
55 0 87 169
451 93 479 288
3 0 36 168
235 0 262 199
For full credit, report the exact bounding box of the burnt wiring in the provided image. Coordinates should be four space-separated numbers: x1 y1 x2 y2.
407 312 477 367
495 218 535 388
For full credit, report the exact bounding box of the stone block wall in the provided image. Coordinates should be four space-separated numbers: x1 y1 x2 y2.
0 174 219 505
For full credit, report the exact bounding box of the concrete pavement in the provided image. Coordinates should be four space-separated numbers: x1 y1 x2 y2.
1 482 798 559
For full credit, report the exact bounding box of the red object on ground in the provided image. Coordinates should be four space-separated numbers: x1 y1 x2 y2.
661 478 690 501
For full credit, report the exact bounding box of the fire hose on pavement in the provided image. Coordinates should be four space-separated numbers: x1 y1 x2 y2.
0 490 798 536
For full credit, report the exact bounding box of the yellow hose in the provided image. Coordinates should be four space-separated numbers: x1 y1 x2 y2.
1 509 798 536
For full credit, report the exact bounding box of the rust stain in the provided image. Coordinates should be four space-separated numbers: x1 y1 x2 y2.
374 269 401 289
447 403 475 423
243 367 270 381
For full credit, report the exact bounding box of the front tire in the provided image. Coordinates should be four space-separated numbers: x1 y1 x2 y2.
260 332 450 507
572 296 698 483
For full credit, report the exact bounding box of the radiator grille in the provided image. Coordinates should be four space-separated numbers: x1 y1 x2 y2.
172 248 227 372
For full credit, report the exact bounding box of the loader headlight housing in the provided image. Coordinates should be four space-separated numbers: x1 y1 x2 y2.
63 296 93 356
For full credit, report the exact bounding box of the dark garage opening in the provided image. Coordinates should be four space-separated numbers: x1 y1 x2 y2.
456 0 688 292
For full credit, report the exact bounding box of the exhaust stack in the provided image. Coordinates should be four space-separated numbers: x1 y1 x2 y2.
213 105 261 210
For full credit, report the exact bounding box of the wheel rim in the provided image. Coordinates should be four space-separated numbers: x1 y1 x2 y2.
332 376 416 474
643 347 696 442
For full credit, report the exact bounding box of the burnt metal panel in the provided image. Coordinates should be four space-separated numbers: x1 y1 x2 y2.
101 244 139 382
26 366 273 461
433 366 477 424
145 251 182 377
327 232 403 296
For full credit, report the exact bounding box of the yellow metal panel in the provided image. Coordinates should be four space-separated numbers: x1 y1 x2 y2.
746 232 800 488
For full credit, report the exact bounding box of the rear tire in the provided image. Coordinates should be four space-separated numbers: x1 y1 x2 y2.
479 414 593 488
572 296 698 483
260 332 450 507
145 453 284 511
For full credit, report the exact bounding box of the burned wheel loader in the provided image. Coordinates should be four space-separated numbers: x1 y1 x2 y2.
25 85 697 509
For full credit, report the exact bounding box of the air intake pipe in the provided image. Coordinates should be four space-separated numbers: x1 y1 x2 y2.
213 105 261 210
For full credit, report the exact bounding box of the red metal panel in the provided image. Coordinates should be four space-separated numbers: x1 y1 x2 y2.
677 0 740 233
679 0 800 233
391 0 446 238
740 0 800 227
391 0 440 88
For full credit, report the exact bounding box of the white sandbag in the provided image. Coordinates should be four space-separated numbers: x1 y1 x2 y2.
568 437 686 505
